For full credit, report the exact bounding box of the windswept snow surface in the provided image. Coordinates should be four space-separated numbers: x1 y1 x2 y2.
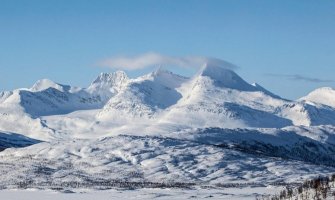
1 65 335 199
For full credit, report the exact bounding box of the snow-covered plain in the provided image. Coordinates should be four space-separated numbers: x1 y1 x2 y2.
1 63 335 199
0 187 284 200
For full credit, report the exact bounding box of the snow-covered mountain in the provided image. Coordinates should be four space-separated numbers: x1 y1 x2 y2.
95 64 335 129
2 65 335 137
0 71 128 118
1 63 335 198
299 87 335 108
86 71 129 102
97 68 187 120
0 71 129 140
160 64 293 128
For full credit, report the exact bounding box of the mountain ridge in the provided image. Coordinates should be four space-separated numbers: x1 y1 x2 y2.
1 66 335 133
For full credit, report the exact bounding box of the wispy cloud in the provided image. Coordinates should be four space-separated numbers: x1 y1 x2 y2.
97 52 238 70
266 73 335 83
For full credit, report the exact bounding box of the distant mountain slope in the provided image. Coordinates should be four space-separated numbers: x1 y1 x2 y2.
176 126 335 166
299 87 335 108
275 102 335 126
0 131 41 151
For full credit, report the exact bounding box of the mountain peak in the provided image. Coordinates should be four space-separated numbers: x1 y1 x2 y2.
92 71 128 84
148 67 188 89
312 87 334 92
87 71 129 99
199 63 239 80
152 66 173 77
300 87 335 108
30 79 67 92
198 63 255 91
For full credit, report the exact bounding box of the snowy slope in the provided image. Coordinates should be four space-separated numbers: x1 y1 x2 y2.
97 68 187 120
31 79 70 92
86 71 129 102
251 82 283 99
0 94 55 140
300 87 335 108
275 102 335 126
173 126 335 166
0 135 332 191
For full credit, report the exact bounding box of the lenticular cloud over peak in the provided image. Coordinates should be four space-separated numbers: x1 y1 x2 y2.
98 52 238 71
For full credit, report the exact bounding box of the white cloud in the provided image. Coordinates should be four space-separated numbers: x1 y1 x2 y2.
97 52 238 71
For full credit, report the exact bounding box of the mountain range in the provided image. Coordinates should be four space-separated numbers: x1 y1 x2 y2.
2 64 335 137
1 63 335 196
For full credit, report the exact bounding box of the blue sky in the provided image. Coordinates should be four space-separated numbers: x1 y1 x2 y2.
1 0 335 99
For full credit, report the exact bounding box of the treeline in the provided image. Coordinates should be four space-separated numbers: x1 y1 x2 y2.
258 174 335 200
13 179 196 190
